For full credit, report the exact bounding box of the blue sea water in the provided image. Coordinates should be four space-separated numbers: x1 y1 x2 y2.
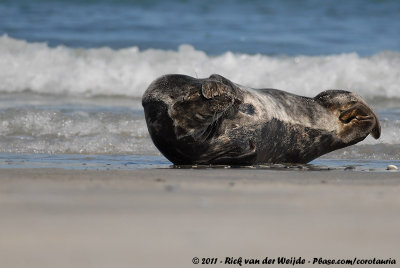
0 0 399 170
1 0 399 55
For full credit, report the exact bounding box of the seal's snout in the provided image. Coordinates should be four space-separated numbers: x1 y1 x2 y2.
315 90 381 142
338 101 381 140
369 112 381 139
371 120 381 139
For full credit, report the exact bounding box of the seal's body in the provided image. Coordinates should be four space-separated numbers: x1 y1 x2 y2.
142 74 380 165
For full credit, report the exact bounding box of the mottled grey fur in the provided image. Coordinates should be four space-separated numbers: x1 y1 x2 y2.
142 74 381 165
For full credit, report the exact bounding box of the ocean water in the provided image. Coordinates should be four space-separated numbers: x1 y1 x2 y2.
0 0 399 170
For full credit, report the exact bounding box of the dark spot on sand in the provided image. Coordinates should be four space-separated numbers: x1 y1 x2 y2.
165 184 178 192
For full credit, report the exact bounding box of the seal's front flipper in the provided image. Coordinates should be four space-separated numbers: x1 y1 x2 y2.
201 74 240 100
201 80 232 99
170 77 238 141
200 76 242 116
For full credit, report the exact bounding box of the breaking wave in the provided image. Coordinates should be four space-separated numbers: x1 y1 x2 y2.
1 35 399 99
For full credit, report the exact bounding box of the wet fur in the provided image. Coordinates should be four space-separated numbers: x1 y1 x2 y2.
142 74 380 165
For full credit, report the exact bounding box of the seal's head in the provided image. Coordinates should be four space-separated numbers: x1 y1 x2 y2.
315 90 381 144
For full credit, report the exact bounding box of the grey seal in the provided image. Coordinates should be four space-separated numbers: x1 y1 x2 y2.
142 74 381 165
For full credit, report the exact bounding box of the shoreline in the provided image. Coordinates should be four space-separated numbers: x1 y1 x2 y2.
1 168 399 268
1 152 399 172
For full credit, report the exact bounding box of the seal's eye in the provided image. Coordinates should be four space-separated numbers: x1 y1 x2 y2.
239 103 256 115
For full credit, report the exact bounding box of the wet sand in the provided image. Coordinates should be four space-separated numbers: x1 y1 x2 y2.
1 168 399 268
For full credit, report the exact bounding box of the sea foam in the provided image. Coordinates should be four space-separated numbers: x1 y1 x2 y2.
0 104 158 155
1 35 399 99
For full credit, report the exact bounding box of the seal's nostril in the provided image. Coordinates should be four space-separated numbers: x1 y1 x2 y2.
339 109 357 124
340 115 355 124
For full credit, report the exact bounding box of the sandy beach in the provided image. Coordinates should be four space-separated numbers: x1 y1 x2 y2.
1 0 400 267
1 168 399 268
